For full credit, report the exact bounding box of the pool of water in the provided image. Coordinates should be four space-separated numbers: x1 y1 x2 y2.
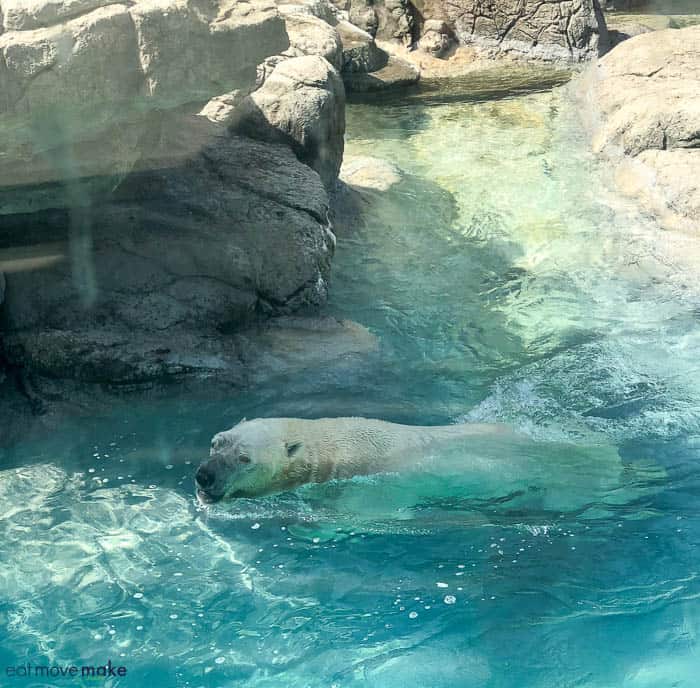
2 71 700 687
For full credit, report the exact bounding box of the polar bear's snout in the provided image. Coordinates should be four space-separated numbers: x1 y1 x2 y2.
195 457 228 503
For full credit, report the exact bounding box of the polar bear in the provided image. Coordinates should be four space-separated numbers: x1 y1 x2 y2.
194 417 510 503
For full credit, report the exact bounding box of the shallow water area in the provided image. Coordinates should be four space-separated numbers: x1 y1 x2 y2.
2 68 700 687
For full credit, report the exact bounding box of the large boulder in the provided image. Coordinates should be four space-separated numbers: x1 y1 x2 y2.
280 7 343 69
0 0 289 214
1 118 336 382
1 0 118 30
337 18 386 72
580 24 700 233
343 52 419 92
334 14 419 92
228 55 346 189
2 120 334 329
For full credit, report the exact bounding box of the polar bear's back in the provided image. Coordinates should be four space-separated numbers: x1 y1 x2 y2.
277 417 502 479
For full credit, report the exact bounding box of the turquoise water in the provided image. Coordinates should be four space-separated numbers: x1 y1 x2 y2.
2 72 700 686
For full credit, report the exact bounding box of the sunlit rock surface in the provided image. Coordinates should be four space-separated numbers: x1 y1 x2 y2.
334 0 609 61
229 55 346 187
581 24 700 233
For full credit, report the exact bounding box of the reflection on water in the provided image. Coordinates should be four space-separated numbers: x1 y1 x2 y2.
2 71 700 687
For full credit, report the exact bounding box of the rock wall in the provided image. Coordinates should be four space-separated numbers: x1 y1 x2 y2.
580 24 700 234
437 0 609 60
334 0 609 60
0 0 352 427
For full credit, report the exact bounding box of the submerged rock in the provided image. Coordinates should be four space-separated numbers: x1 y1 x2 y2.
580 25 700 233
339 155 402 192
0 314 379 445
2 316 377 386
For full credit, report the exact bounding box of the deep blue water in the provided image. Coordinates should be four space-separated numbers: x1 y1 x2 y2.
1 72 700 687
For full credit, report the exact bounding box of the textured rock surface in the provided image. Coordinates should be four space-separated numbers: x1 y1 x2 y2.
0 0 355 427
580 24 700 233
435 0 609 60
230 55 346 188
336 0 609 60
277 0 340 24
337 18 386 71
281 8 343 68
0 315 379 445
2 123 335 336
2 316 376 386
2 0 116 30
343 52 419 91
419 18 454 57
340 155 402 192
337 0 415 43
0 0 290 214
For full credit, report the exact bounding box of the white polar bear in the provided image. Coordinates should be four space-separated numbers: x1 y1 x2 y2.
194 417 511 503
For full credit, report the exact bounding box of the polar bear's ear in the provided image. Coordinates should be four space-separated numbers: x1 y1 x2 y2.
234 417 247 427
285 440 303 457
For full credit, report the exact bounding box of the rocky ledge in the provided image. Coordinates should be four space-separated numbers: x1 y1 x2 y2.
580 24 700 234
0 0 363 437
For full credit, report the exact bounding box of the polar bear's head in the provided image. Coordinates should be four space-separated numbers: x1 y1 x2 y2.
195 418 304 503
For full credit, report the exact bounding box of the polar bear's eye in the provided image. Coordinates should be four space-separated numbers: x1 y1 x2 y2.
239 454 251 464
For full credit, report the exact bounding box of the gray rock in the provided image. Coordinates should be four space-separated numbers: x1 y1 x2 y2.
282 9 343 69
0 0 289 215
374 0 414 45
0 5 142 139
399 0 609 60
230 55 346 189
0 313 379 445
343 53 419 92
129 0 285 106
348 0 377 36
337 18 386 72
1 120 336 374
580 24 700 233
339 155 402 192
336 0 414 44
447 0 609 61
277 0 339 25
198 89 251 127
2 0 117 30
2 316 376 386
0 0 362 424
419 18 453 58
